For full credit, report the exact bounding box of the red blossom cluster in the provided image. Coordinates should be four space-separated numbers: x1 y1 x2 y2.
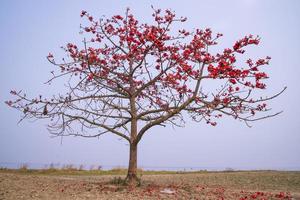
239 191 292 200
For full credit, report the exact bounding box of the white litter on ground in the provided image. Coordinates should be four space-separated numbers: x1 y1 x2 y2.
160 188 175 194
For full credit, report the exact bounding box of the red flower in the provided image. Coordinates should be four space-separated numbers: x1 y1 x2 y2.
87 73 94 81
47 53 53 58
80 10 87 17
210 122 217 126
223 97 230 104
229 79 237 84
114 15 123 20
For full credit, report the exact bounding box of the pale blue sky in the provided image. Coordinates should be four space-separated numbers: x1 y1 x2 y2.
0 0 299 170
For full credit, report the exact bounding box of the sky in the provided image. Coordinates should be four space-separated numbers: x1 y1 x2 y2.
0 0 299 171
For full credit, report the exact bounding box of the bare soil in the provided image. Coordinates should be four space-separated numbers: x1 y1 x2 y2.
0 171 300 199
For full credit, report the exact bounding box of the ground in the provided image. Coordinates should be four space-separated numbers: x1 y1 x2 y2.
0 170 300 199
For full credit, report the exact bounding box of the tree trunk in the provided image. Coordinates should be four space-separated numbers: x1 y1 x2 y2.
126 142 138 185
127 92 139 185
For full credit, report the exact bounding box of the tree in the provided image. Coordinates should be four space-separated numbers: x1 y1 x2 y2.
6 8 285 185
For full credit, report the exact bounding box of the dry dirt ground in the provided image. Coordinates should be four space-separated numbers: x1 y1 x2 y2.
0 171 300 199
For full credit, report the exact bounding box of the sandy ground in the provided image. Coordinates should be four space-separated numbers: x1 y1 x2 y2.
0 172 299 199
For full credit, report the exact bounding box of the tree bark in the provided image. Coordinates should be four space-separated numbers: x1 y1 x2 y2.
126 94 139 185
126 142 138 185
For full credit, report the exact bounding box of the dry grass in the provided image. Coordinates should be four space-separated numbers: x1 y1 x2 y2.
0 166 177 176
0 168 299 199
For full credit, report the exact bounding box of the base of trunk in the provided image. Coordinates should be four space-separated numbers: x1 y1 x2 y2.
126 142 139 186
125 173 140 186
